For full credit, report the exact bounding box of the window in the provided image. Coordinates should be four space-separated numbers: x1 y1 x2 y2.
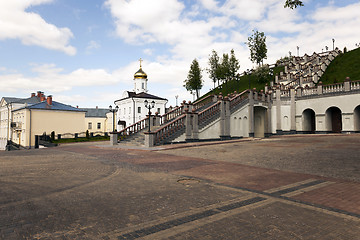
124 108 126 115
157 108 161 114
138 107 141 113
142 83 144 89
88 122 92 130
97 122 101 129
129 107 131 114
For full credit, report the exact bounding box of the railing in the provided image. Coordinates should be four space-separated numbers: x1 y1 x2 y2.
118 117 148 137
161 105 183 124
323 83 344 94
198 101 221 123
302 87 317 96
193 94 214 110
154 115 186 145
351 80 360 90
230 90 249 109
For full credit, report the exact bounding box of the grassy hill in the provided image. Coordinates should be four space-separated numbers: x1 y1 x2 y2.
200 47 360 99
202 65 284 98
320 47 360 84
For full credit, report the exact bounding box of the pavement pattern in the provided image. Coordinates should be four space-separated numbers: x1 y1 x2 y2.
0 134 359 239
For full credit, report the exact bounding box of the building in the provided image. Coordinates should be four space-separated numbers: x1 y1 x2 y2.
81 107 112 134
114 60 168 130
0 91 86 150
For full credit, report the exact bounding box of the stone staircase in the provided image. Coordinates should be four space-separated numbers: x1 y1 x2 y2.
118 90 250 147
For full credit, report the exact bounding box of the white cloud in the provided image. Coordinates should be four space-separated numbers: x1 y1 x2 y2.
0 0 76 55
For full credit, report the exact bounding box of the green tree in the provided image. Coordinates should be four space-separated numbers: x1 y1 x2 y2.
207 50 220 88
284 0 304 9
184 58 203 99
229 49 240 79
219 53 230 83
247 30 267 66
253 65 271 84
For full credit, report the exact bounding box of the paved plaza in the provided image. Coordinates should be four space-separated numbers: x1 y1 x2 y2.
0 134 359 239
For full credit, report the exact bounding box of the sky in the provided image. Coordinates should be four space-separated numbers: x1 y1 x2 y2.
1 0 360 108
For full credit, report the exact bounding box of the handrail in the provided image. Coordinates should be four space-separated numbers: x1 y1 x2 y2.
229 90 249 108
118 117 148 137
154 114 186 145
161 105 183 124
193 94 214 110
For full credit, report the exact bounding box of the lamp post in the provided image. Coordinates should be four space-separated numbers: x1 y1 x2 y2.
246 69 251 90
175 95 179 106
297 46 299 56
332 38 335 50
144 100 155 132
109 105 119 132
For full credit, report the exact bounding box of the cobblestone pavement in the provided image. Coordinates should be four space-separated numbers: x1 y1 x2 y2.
0 135 359 239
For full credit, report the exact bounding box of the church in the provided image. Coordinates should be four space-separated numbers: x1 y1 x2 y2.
114 59 168 130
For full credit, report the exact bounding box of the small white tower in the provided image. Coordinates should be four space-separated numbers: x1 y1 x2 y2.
134 58 148 94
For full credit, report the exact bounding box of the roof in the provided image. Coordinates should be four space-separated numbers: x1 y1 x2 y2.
115 91 167 103
80 108 110 118
14 101 85 112
3 96 41 105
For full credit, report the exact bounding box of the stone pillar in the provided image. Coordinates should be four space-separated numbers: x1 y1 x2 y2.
110 132 118 145
296 87 302 97
212 95 218 102
290 87 296 134
192 111 199 140
144 132 155 147
299 76 303 86
275 86 282 135
188 101 193 112
154 113 161 126
313 74 318 83
284 66 288 73
275 75 279 84
185 110 192 141
266 94 272 137
248 90 255 137
344 77 351 91
317 81 323 95
220 97 231 140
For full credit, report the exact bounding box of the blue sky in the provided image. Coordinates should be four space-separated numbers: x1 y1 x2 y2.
1 0 359 107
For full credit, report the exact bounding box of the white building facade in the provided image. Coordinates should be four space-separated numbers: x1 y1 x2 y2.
114 62 167 130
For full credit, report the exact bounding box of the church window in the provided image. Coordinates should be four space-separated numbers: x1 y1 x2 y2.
138 107 141 113
142 83 144 89
97 123 101 129
88 122 92 130
124 108 126 115
129 107 131 114
157 108 161 114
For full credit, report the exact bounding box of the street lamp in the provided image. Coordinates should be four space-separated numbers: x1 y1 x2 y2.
175 95 179 106
246 69 251 90
297 46 299 56
332 38 335 50
144 100 155 132
109 105 119 132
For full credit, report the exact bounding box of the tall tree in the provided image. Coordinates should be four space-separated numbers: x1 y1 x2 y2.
229 49 240 79
247 30 267 66
284 0 304 9
207 50 220 88
219 53 230 83
184 59 203 99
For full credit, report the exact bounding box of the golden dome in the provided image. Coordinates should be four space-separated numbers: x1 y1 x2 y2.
134 67 147 79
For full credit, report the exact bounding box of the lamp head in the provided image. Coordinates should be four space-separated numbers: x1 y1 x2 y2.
151 100 155 108
144 99 148 107
109 105 112 110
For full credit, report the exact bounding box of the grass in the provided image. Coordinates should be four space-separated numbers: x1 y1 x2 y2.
202 65 284 98
52 136 110 144
320 47 360 84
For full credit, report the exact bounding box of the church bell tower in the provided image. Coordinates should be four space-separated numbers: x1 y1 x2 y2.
134 58 148 94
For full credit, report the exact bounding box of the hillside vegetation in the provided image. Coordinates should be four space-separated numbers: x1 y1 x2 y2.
320 47 360 84
201 47 360 99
